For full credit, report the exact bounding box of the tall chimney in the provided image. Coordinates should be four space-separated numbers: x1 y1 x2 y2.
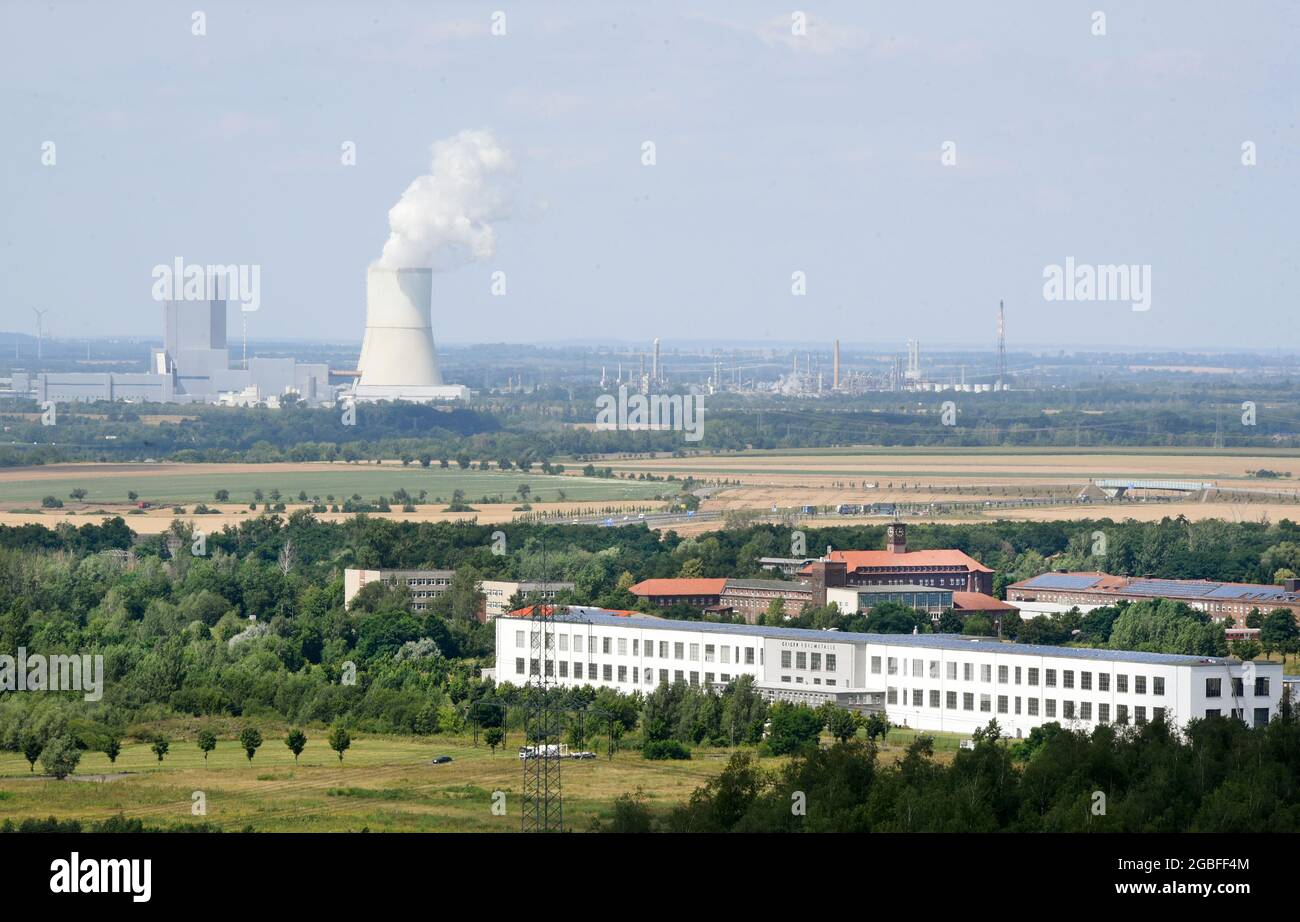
833 339 841 390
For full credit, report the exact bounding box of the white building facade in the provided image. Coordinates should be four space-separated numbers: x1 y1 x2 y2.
492 611 1282 738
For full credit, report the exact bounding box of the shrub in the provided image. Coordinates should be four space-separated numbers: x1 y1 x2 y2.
643 739 691 761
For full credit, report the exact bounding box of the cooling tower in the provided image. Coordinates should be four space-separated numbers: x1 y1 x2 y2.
358 267 442 385
354 267 467 401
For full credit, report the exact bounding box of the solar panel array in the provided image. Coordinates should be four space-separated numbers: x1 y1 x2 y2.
1023 573 1103 590
1204 584 1295 601
1125 579 1209 598
1124 579 1299 603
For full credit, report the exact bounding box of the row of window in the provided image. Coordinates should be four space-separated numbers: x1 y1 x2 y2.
514 631 759 665
886 687 1167 725
885 688 1272 727
1206 677 1270 697
872 656 1168 696
512 657 742 688
1028 592 1269 619
778 650 839 672
853 576 969 587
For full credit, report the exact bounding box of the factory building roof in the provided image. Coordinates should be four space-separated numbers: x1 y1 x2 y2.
1012 572 1300 604
502 609 1239 667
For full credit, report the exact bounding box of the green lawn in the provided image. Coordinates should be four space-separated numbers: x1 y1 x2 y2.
0 730 738 832
882 726 970 751
0 469 667 506
0 724 956 832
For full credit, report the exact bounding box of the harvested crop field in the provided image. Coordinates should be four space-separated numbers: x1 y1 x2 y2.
603 447 1300 528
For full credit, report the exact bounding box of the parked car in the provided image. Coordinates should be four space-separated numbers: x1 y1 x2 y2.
432 755 453 764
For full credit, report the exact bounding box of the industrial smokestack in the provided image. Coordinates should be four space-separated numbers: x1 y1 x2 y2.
355 267 445 398
833 339 840 390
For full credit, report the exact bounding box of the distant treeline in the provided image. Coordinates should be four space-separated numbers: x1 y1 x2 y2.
5 378 1300 465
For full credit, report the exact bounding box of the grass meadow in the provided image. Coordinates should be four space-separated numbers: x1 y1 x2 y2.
0 725 959 832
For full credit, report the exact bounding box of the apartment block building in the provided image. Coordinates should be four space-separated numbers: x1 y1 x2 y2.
344 568 572 620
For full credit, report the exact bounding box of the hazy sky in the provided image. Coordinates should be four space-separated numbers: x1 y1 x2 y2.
2 1 1297 349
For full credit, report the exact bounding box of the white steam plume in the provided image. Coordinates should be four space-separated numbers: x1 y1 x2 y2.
377 129 514 270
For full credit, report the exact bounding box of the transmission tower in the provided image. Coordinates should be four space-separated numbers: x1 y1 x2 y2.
32 308 48 361
521 545 564 832
521 606 564 831
996 299 1006 391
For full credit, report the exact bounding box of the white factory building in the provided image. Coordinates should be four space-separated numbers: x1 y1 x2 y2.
13 265 472 407
17 297 334 406
491 610 1282 738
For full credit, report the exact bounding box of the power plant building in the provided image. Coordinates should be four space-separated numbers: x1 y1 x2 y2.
24 297 333 406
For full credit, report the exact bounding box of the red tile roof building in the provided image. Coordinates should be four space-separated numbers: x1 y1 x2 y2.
951 592 1019 616
628 578 728 608
628 525 1001 623
798 523 994 595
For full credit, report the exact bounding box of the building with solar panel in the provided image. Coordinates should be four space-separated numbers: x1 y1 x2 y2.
1007 572 1300 633
493 609 1282 737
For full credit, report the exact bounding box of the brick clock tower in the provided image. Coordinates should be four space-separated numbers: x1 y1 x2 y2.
886 522 907 554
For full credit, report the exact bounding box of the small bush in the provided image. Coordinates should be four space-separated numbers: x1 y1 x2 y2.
642 739 691 761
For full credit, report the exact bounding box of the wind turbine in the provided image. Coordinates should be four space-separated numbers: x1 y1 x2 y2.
32 308 48 361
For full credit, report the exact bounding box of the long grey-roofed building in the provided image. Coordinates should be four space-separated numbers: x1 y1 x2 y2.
491 609 1280 738
1007 571 1300 630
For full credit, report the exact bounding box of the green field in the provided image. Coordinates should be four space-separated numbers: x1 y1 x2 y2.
0 468 667 506
0 726 961 832
0 730 735 832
